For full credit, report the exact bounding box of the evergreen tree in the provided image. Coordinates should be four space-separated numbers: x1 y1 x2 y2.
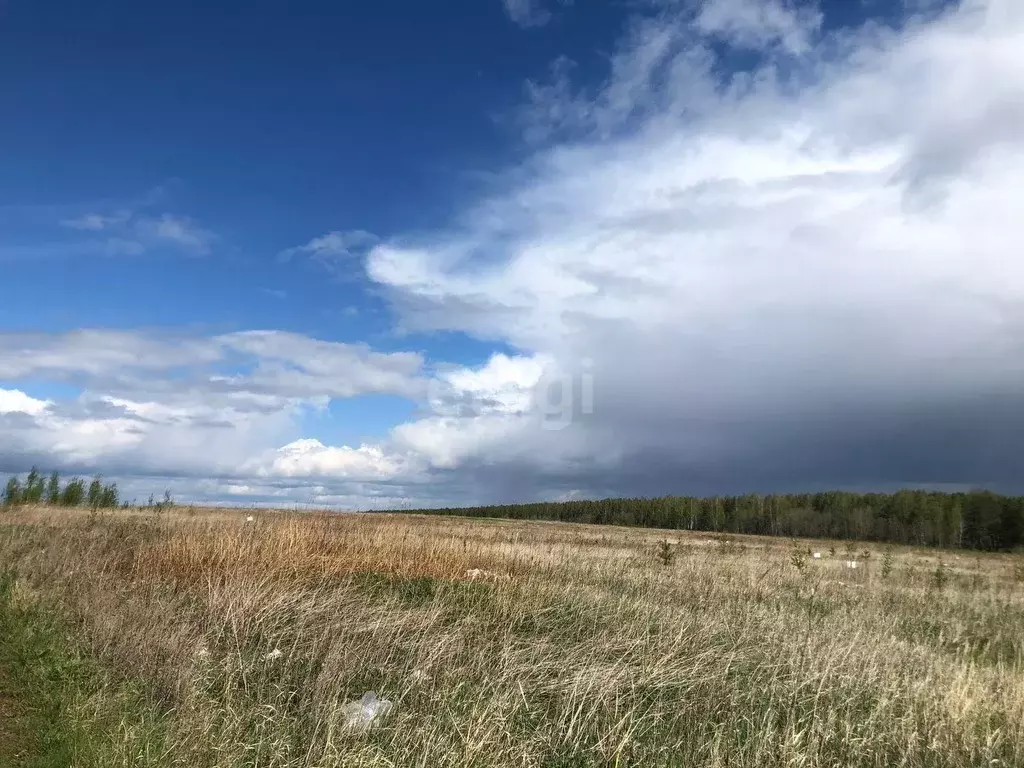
997 497 1023 551
962 491 1002 550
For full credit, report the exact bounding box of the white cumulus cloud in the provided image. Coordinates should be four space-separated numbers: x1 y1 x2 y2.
0 389 52 416
366 0 1024 495
246 438 407 480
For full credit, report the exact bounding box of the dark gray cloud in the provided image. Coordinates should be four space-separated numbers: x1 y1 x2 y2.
365 0 1024 502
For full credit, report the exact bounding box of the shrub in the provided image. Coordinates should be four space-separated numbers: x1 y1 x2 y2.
657 539 675 566
931 561 949 591
881 547 895 579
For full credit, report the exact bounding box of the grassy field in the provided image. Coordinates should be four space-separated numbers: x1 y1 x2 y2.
0 504 1022 767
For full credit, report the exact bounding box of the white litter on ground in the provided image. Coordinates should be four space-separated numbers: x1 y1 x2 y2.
342 691 393 731
465 568 511 581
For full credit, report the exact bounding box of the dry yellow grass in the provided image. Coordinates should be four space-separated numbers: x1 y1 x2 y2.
1 504 1022 767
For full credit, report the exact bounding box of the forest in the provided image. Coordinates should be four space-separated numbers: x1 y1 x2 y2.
4 466 1021 552
408 489 1023 552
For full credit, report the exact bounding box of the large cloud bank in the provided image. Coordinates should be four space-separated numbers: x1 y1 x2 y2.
3 0 1024 506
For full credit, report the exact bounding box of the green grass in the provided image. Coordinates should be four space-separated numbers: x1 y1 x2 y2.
0 569 85 766
0 570 169 767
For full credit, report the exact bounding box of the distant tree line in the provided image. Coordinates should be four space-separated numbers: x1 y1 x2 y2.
405 490 1024 552
2 468 178 512
2 467 120 510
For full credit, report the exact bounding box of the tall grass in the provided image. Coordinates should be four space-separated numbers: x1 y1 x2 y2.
1 506 1022 767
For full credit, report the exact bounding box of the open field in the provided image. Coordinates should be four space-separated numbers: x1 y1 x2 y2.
1 505 1022 767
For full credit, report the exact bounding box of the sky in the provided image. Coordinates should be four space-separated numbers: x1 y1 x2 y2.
2 0 1023 508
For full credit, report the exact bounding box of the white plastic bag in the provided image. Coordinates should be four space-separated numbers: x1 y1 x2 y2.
342 691 393 731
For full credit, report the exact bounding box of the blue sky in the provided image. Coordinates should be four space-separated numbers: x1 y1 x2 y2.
1 0 572 444
2 0 1023 507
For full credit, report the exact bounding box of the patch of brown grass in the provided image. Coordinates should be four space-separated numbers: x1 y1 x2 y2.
134 516 489 586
